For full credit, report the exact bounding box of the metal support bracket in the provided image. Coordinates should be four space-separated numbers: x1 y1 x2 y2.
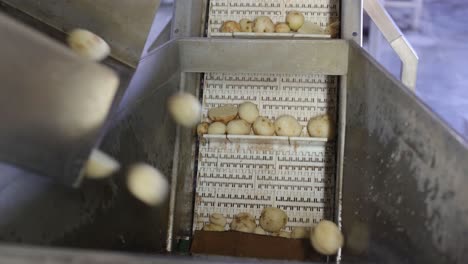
364 0 419 91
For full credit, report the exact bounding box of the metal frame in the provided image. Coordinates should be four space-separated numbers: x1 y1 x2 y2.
341 0 363 45
364 0 419 90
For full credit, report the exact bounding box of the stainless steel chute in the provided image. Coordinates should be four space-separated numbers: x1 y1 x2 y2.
0 0 466 263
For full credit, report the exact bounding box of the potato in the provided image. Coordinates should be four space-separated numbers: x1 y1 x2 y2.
307 114 334 138
274 115 302 137
168 93 201 127
84 149 120 179
67 28 110 61
203 223 225 232
197 122 209 136
291 227 309 239
238 102 259 123
259 207 288 233
286 11 305 31
253 16 275 33
208 104 238 123
253 116 275 136
254 226 267 235
275 23 291 33
226 120 251 135
279 231 291 238
239 19 253 32
209 213 227 227
325 21 340 38
127 163 169 206
221 21 241 33
208 122 226 135
298 21 324 34
310 220 344 255
230 212 256 233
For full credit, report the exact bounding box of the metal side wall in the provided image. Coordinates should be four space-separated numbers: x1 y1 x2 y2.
342 42 468 263
1 0 162 66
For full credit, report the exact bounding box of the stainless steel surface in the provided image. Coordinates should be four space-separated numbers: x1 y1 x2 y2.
341 0 363 44
334 75 348 262
176 39 349 75
171 0 207 38
341 41 468 263
2 0 162 66
116 38 348 122
182 40 347 74
363 0 419 90
0 244 360 264
166 72 201 252
0 1 466 259
0 13 119 186
0 7 164 253
141 0 174 58
167 0 206 250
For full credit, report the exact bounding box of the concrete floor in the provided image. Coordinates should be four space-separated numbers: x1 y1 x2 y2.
365 0 468 139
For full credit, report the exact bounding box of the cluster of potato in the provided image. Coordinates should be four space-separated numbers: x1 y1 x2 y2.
220 11 331 35
202 207 344 255
197 101 334 138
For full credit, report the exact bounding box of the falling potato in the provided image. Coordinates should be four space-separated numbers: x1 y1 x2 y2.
84 149 120 179
67 28 110 61
310 220 344 255
168 93 202 127
127 163 169 206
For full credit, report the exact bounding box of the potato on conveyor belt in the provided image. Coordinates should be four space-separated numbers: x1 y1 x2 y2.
230 212 256 233
208 122 227 135
286 11 305 31
274 115 302 137
226 120 251 135
203 223 225 232
260 207 288 233
197 122 209 136
239 19 253 32
238 102 259 123
253 16 275 33
208 104 238 123
307 114 334 138
253 116 275 136
291 227 309 239
221 21 241 33
210 213 227 227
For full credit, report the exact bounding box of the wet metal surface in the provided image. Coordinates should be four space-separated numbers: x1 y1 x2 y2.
342 42 468 264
